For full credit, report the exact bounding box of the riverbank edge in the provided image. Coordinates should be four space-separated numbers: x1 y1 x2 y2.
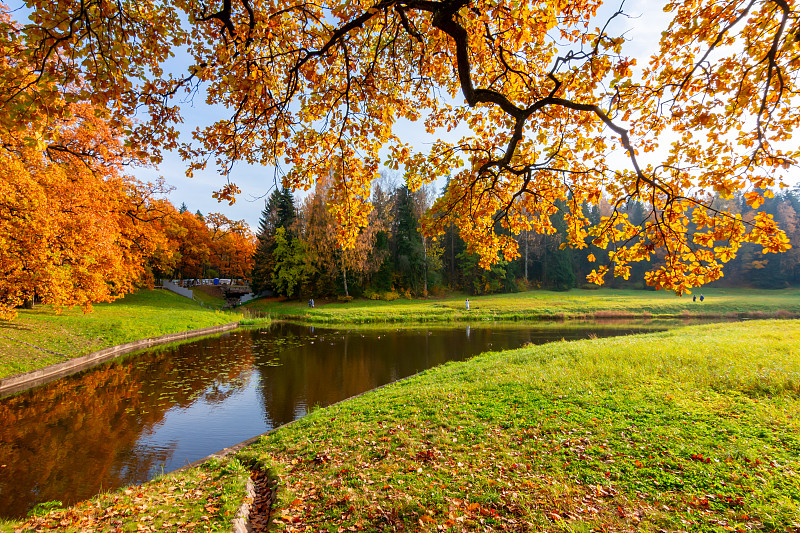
250 309 800 326
170 366 430 532
0 321 240 398
258 308 800 324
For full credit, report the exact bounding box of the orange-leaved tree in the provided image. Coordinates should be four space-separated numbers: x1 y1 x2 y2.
0 100 171 319
0 7 176 318
4 0 798 292
206 212 256 278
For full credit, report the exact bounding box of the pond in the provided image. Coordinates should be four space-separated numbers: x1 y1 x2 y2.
0 319 706 518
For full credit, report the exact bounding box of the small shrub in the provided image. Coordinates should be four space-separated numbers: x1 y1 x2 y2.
381 291 400 301
426 285 441 297
28 501 63 518
337 295 353 303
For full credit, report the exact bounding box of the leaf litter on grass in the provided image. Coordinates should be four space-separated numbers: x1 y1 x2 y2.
238 320 800 532
10 460 248 533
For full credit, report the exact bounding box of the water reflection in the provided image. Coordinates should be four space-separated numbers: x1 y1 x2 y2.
1 320 692 518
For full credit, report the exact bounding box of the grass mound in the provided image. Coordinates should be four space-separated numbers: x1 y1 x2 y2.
7 459 250 532
238 319 800 531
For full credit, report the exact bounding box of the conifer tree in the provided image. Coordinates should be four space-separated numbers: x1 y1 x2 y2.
250 187 296 294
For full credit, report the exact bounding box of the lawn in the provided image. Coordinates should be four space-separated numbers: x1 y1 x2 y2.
3 459 250 533
6 319 799 532
0 290 238 379
244 287 800 323
240 318 800 531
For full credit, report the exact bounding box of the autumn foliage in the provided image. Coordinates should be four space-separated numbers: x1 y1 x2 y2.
0 99 164 318
2 0 798 295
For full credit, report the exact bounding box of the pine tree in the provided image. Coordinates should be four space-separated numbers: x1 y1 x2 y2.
250 187 296 294
392 186 424 293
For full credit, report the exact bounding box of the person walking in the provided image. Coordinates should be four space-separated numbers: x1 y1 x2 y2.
466 298 470 311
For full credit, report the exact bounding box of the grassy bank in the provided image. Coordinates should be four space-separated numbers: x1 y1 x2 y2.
0 290 239 379
3 459 250 532
244 287 800 323
245 319 800 531
7 319 799 531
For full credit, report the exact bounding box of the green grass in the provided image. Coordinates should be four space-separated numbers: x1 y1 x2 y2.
244 287 800 324
234 319 800 532
3 458 250 532
6 320 800 531
0 290 238 379
191 288 227 309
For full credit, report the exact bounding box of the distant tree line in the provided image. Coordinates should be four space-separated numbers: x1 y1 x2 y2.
146 203 256 283
251 177 800 299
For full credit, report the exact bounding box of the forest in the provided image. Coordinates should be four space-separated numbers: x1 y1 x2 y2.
245 175 800 300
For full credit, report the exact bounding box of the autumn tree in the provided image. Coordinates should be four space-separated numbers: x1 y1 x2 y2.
171 210 213 279
204 212 255 278
301 173 388 297
3 0 798 292
0 94 168 318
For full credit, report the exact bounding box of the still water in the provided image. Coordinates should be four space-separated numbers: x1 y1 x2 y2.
1 320 679 518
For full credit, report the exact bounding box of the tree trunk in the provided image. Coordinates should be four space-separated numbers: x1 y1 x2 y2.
342 259 349 298
423 236 428 297
524 231 529 281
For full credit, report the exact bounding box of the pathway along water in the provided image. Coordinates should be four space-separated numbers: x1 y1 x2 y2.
0 319 713 518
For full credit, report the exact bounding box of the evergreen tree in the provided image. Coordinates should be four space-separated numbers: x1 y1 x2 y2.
178 202 188 214
392 186 425 293
545 199 577 291
458 250 508 295
250 187 296 294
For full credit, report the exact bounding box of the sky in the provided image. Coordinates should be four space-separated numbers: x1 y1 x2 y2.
133 0 672 229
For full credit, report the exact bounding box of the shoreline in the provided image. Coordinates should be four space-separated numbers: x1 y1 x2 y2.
252 308 800 324
0 321 240 398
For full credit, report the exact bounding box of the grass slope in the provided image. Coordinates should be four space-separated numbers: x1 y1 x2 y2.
236 319 800 531
6 320 800 532
0 290 236 379
4 459 250 533
244 288 800 324
191 286 228 309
